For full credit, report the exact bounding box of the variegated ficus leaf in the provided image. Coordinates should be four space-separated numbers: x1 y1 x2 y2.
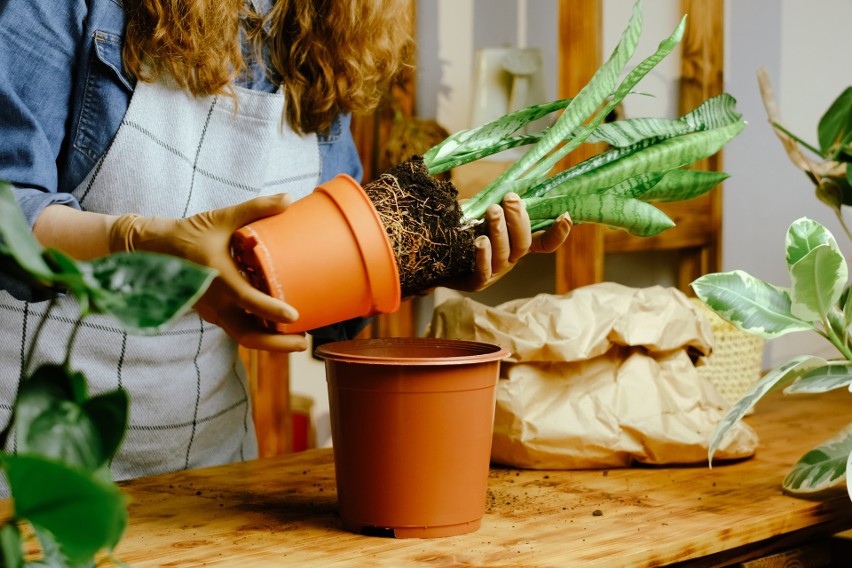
785 218 847 322
782 422 852 495
691 270 814 339
708 355 828 465
784 363 852 394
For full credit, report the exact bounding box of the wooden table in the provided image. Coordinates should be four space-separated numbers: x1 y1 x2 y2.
24 390 852 566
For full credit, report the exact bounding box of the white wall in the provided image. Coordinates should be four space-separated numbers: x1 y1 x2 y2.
290 0 852 447
724 0 852 367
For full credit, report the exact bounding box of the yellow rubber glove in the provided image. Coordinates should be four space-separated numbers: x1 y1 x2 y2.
109 195 307 352
459 192 573 292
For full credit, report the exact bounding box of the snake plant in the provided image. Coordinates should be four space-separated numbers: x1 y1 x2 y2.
422 0 746 237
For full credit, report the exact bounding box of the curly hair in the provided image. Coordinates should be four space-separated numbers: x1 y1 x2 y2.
122 0 413 134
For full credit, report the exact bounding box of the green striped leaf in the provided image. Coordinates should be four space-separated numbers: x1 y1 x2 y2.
708 355 828 465
788 243 847 322
428 134 544 175
424 101 568 172
525 95 742 199
691 270 814 338
518 14 687 186
577 169 728 203
540 121 746 199
462 0 645 219
638 169 729 202
583 93 740 147
782 423 852 495
681 92 743 130
524 193 674 237
590 172 667 199
784 363 852 394
584 117 690 147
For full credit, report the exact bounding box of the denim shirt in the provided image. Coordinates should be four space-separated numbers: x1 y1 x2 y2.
0 0 366 338
0 0 363 226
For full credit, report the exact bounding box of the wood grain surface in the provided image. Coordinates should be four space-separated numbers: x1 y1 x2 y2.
9 389 836 567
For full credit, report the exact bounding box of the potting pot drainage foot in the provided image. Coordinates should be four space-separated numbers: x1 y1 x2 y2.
316 337 510 539
347 519 483 539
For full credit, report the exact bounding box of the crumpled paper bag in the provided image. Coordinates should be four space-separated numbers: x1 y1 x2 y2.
426 282 758 469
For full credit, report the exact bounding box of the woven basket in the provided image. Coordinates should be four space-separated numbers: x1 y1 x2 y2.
690 298 765 408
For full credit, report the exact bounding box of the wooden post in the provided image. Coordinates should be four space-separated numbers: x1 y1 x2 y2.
679 0 725 284
239 347 292 458
556 0 605 293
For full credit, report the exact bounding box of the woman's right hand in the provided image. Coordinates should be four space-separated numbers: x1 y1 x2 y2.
109 194 307 352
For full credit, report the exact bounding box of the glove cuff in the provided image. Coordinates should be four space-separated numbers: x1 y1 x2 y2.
109 213 143 253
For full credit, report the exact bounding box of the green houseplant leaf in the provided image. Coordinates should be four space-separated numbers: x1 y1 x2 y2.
14 364 128 473
1 177 213 565
818 86 852 159
0 181 55 285
788 244 847 322
708 355 828 465
784 363 852 394
0 523 23 568
785 216 838 265
692 270 814 338
0 454 128 566
782 422 852 495
82 252 215 334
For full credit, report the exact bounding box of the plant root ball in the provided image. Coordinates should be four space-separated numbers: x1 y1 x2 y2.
363 156 477 297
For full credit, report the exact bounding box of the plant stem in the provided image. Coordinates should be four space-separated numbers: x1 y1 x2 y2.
770 121 824 157
64 316 85 369
833 208 852 242
23 297 57 378
821 317 852 361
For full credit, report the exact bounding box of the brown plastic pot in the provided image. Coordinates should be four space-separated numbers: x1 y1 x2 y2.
315 337 510 538
230 174 400 333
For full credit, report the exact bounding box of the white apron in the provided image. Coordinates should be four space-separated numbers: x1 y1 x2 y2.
0 79 320 481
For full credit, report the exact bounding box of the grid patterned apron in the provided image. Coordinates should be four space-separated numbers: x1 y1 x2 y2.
0 79 320 481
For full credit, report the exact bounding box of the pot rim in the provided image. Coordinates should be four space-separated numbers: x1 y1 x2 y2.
316 174 401 315
315 337 510 366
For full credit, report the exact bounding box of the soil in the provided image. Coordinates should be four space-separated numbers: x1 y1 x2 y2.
362 155 478 297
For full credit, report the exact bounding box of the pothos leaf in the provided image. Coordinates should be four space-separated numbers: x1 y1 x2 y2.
0 454 128 565
0 523 23 568
82 252 215 335
0 181 54 283
782 422 852 495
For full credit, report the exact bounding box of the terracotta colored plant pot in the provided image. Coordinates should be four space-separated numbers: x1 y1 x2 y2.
316 337 510 538
230 174 400 333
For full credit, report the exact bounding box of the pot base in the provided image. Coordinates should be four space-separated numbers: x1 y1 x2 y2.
342 518 482 539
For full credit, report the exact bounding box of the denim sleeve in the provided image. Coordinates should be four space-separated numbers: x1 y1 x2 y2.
0 0 87 226
318 114 364 185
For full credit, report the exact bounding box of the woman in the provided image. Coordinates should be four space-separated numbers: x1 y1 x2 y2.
0 0 571 480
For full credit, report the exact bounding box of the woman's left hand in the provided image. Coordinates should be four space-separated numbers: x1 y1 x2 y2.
459 192 572 292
